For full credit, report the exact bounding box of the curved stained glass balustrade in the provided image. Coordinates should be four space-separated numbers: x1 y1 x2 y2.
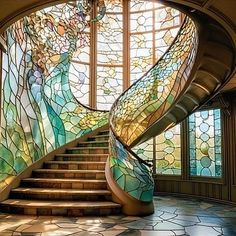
109 132 154 202
0 2 108 190
109 17 198 201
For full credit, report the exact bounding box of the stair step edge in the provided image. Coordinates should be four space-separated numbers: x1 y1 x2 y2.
1 199 121 208
45 161 106 164
55 154 109 156
78 141 109 144
67 147 109 149
22 178 107 183
11 188 111 194
33 169 105 172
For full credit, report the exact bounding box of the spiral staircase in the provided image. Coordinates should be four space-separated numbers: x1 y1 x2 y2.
0 1 236 216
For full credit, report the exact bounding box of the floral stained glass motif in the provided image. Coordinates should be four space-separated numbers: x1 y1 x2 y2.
156 124 181 175
189 109 222 177
0 2 108 190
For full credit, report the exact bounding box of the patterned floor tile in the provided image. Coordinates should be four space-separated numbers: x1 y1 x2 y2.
0 196 236 235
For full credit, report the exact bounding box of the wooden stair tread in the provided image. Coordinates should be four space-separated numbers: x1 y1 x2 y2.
78 141 108 144
55 153 108 156
1 128 121 216
23 178 107 183
89 134 109 138
67 147 108 149
45 161 106 164
11 188 111 195
1 199 121 208
33 169 105 173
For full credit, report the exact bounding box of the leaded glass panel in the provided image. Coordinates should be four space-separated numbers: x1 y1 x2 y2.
96 1 123 110
132 138 154 161
156 124 181 175
189 109 222 177
97 66 123 110
130 0 181 84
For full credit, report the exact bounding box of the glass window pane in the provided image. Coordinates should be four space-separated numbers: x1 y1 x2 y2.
189 109 222 177
156 124 181 175
96 1 123 110
97 66 123 110
132 138 154 161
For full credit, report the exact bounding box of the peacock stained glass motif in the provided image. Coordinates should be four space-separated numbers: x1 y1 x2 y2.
189 109 222 177
156 124 181 175
0 1 108 190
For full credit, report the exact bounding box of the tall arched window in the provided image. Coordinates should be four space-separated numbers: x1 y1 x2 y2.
69 0 182 110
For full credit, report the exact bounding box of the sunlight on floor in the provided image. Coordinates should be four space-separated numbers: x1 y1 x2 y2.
0 195 236 236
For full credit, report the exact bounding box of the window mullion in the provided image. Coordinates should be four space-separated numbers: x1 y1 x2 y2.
89 0 97 108
182 119 189 180
153 137 157 175
123 0 130 90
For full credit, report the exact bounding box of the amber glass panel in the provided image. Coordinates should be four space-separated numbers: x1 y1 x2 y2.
110 17 198 146
156 124 181 175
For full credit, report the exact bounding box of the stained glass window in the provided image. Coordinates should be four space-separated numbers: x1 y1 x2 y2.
0 0 183 189
156 124 181 175
132 139 154 162
97 0 123 110
68 0 181 109
189 109 222 177
130 0 181 84
70 34 90 106
133 124 181 175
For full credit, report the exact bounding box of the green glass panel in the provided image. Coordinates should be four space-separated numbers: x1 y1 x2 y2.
189 109 222 177
0 1 108 189
156 124 181 175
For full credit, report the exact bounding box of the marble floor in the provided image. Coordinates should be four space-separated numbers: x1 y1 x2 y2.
1 195 236 236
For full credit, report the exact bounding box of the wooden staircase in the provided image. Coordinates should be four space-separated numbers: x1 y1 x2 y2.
0 130 122 216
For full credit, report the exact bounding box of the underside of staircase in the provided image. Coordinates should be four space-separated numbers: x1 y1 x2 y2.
0 130 122 216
